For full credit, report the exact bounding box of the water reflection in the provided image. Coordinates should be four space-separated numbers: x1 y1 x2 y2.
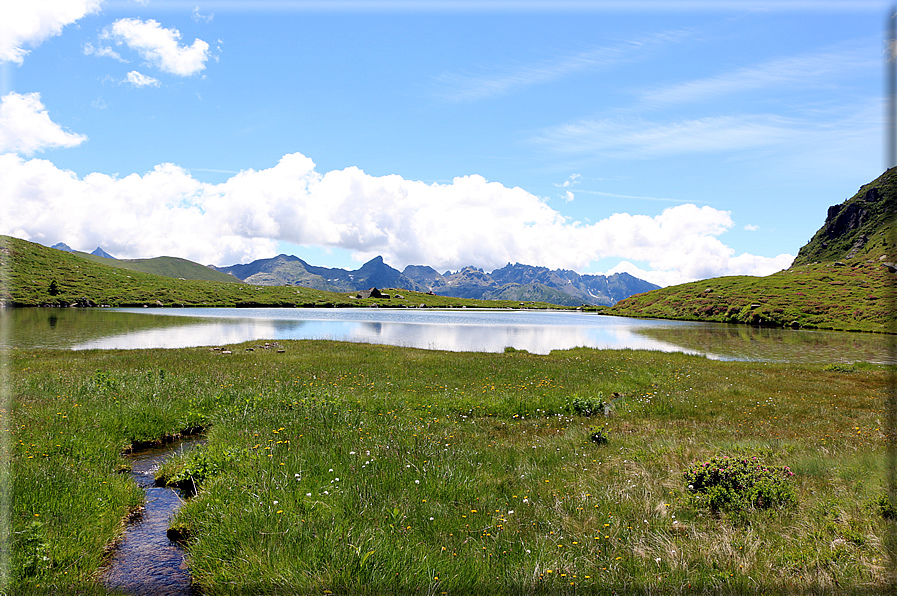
65 308 701 356
2 307 892 364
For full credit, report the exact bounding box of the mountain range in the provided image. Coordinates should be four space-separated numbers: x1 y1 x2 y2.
212 256 659 306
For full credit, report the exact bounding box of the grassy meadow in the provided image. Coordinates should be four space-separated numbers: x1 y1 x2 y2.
5 340 892 594
610 257 896 334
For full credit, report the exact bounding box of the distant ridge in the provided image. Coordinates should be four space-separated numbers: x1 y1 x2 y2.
216 255 659 306
91 246 116 259
51 242 75 253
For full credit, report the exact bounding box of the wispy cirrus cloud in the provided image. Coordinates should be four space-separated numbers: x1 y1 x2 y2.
83 42 129 63
639 41 876 107
533 114 798 157
432 29 693 102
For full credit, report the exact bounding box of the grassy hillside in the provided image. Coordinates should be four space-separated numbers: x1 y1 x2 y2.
611 169 897 333
610 257 894 333
792 167 897 266
0 235 570 310
75 252 241 284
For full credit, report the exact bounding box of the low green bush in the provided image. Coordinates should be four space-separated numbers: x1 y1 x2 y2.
874 493 897 520
589 425 609 445
684 455 796 512
567 393 606 417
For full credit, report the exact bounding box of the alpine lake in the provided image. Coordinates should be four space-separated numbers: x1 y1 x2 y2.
2 305 893 364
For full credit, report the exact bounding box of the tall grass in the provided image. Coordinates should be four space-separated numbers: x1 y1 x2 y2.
7 341 891 593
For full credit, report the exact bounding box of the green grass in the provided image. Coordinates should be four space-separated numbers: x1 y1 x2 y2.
7 341 891 594
610 257 896 333
74 252 241 284
1 235 569 310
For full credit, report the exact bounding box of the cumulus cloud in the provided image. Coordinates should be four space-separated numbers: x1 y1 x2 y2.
102 18 209 76
0 92 87 155
744 224 759 231
0 147 793 285
0 0 101 64
125 70 160 88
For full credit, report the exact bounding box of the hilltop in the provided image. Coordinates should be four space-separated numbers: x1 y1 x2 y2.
791 167 896 266
0 235 567 310
610 168 897 333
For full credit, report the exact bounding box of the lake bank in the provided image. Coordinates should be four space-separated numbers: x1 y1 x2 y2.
8 341 889 593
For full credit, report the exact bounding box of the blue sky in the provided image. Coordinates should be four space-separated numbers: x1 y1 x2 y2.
0 0 888 285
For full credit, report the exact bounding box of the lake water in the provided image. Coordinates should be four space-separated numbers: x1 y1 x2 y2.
1 307 893 364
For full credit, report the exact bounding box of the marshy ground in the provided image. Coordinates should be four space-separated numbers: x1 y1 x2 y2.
6 341 891 594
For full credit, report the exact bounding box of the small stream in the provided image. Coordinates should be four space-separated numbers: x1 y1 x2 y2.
103 437 202 596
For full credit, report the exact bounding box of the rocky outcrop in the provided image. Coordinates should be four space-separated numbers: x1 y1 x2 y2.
792 168 897 267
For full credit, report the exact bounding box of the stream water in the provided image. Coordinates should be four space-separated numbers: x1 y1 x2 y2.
103 437 202 596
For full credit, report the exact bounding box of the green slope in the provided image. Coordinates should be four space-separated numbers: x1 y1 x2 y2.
792 167 897 266
75 252 240 283
0 235 570 310
610 258 894 333
610 168 897 333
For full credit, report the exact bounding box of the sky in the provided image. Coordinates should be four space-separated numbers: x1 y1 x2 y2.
0 0 889 286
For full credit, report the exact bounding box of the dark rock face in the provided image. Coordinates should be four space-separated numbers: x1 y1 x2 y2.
823 202 868 240
792 167 897 267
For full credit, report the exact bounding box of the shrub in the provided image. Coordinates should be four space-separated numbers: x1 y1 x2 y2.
822 363 856 373
168 445 244 492
684 455 796 512
589 425 609 445
874 493 897 520
567 393 606 417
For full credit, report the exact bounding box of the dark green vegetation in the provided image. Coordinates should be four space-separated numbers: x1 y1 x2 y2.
0 235 566 310
8 342 889 593
612 168 897 333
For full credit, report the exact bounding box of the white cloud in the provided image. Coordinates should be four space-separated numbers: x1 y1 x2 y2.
102 18 209 77
555 173 580 188
0 150 794 285
744 224 759 231
0 92 86 155
125 70 160 88
192 7 214 24
564 190 574 202
83 42 128 63
0 0 102 64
